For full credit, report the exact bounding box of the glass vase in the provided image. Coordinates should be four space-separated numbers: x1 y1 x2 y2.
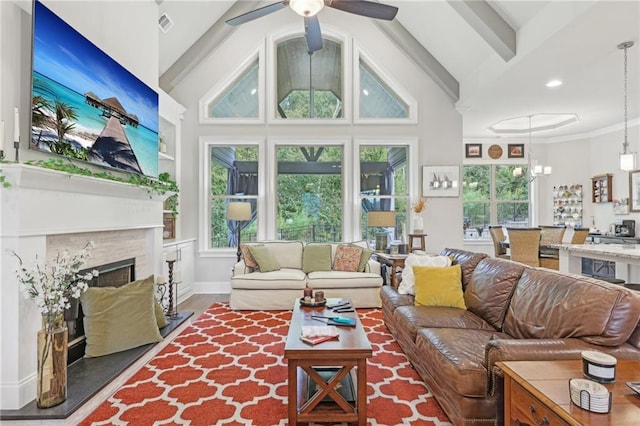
37 313 68 408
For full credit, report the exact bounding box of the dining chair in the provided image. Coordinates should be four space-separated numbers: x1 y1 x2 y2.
538 225 565 270
539 225 566 245
489 226 510 259
570 228 590 244
506 227 542 267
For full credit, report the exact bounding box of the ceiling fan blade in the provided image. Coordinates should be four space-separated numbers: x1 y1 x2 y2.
304 16 323 53
328 0 398 21
226 1 289 26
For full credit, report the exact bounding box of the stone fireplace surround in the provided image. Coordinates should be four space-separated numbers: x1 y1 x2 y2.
0 164 169 411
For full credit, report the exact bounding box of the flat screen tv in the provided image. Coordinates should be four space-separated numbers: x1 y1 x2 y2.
30 0 159 178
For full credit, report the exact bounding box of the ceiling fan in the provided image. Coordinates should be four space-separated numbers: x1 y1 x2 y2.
226 0 398 53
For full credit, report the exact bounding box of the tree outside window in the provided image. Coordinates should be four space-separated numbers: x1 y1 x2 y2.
463 165 529 239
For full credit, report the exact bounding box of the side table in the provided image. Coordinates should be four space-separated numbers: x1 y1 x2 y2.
498 359 640 425
374 253 407 287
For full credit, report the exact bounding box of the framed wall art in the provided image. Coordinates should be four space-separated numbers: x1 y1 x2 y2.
422 166 459 197
507 144 525 158
629 170 640 212
465 143 482 158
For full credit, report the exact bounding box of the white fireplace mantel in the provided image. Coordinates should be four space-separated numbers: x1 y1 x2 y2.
0 163 166 409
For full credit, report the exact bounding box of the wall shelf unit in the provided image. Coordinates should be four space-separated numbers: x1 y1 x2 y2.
591 174 613 203
553 184 583 228
159 90 186 241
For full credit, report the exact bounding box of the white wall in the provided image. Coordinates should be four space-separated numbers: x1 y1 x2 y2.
167 9 463 294
0 0 159 409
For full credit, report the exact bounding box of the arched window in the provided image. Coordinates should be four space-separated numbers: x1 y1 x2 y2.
275 37 343 119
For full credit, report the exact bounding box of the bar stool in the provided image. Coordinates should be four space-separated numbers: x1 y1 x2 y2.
408 233 427 252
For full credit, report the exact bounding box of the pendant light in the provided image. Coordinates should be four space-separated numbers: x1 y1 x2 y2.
619 41 635 171
511 115 552 180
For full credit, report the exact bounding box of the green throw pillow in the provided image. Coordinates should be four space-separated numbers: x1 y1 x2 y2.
80 275 163 357
248 245 281 272
302 244 332 273
154 300 169 328
356 246 374 272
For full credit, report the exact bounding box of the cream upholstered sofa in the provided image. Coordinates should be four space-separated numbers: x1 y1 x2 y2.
230 240 382 310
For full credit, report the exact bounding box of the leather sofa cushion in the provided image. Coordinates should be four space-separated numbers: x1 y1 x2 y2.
464 258 526 330
394 305 494 343
307 271 382 288
416 328 505 397
504 269 640 346
380 285 414 313
440 248 488 290
231 268 306 289
627 322 640 349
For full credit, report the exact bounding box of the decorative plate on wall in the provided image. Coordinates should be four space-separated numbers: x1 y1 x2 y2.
488 144 503 159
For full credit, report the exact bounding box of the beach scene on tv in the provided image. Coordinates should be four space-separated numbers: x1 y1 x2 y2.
31 1 159 178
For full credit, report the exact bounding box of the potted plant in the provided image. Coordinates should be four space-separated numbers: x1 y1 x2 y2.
411 197 427 233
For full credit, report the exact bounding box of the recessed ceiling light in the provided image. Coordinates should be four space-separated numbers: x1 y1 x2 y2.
546 79 563 88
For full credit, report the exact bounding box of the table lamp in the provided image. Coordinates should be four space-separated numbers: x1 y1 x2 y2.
367 211 396 253
227 201 252 262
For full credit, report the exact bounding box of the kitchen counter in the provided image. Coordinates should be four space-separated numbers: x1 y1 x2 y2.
554 243 640 282
587 234 640 244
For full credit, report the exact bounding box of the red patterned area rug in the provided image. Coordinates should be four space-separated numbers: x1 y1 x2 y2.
81 303 452 426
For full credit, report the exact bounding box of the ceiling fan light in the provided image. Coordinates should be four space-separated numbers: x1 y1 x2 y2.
290 0 324 17
620 152 635 171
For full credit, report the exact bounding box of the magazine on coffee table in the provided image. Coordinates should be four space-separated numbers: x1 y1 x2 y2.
300 325 340 345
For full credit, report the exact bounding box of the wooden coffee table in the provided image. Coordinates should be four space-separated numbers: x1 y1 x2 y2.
498 359 640 425
284 298 372 425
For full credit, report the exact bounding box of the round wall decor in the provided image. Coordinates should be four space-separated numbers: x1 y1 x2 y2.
488 144 503 159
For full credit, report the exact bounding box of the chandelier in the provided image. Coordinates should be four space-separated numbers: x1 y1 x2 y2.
512 115 552 181
618 41 635 171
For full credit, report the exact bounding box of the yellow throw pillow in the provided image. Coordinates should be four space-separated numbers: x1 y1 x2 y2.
414 264 466 309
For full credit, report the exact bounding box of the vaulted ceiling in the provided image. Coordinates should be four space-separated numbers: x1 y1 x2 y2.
157 1 639 141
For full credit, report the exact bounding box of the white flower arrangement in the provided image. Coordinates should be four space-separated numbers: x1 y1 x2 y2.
14 241 99 331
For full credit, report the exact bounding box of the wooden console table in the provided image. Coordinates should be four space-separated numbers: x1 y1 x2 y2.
498 359 640 425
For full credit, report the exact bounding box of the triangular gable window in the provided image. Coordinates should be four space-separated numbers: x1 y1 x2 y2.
355 49 416 123
199 47 264 124
359 62 407 118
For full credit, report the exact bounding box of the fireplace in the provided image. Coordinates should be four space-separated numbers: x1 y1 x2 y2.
66 258 136 365
0 164 166 411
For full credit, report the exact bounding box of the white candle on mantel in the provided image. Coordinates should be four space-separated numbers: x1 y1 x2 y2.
174 270 182 283
0 120 5 151
166 250 176 262
13 107 19 141
156 275 165 285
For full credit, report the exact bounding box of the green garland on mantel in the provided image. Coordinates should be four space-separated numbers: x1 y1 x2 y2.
1 159 179 215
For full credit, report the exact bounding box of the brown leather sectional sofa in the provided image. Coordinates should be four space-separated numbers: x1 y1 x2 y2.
381 248 640 425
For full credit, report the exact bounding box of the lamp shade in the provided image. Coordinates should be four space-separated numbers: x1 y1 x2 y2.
367 211 396 227
620 152 635 171
227 202 252 221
